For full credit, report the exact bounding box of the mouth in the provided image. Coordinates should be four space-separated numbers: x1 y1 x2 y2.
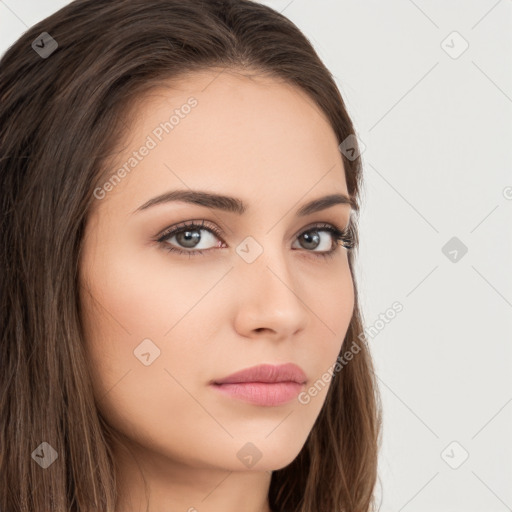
210 381 305 406
210 363 307 406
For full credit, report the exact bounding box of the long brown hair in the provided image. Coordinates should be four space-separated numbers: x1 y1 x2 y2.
0 1 382 510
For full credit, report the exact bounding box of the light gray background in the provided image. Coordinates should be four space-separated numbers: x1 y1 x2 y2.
1 1 511 511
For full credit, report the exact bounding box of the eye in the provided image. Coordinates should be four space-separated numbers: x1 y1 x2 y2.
156 220 354 258
156 219 225 257
292 223 354 259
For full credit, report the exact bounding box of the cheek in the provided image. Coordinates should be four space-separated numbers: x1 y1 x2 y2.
299 259 354 397
78 246 226 457
78 240 227 406
80 241 225 340
308 255 354 340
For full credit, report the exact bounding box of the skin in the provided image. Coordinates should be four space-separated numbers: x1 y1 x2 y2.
78 68 355 512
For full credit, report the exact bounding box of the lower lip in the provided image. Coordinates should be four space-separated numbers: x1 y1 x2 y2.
211 382 304 406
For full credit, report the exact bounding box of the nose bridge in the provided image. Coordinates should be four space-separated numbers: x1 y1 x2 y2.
251 254 295 299
237 230 295 293
233 233 309 331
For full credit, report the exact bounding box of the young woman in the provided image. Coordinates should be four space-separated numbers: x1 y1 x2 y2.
0 1 382 511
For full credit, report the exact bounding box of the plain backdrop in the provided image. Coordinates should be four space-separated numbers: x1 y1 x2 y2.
1 1 511 511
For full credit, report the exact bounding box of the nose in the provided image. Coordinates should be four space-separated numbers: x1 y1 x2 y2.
232 245 309 340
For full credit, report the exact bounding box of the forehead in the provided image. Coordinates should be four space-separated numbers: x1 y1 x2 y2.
94 69 349 215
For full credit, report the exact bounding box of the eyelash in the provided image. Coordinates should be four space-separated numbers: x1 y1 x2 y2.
155 219 354 259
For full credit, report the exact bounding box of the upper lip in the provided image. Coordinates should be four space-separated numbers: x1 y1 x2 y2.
212 363 307 385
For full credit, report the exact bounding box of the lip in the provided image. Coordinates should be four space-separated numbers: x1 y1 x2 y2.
210 363 307 406
212 363 307 385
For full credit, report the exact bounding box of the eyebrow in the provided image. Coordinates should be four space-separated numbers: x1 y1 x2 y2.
132 189 357 216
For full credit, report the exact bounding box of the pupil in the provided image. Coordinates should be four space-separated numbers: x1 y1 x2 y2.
302 231 319 250
177 229 200 248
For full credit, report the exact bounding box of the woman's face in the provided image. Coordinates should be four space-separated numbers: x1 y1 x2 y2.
79 69 354 475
